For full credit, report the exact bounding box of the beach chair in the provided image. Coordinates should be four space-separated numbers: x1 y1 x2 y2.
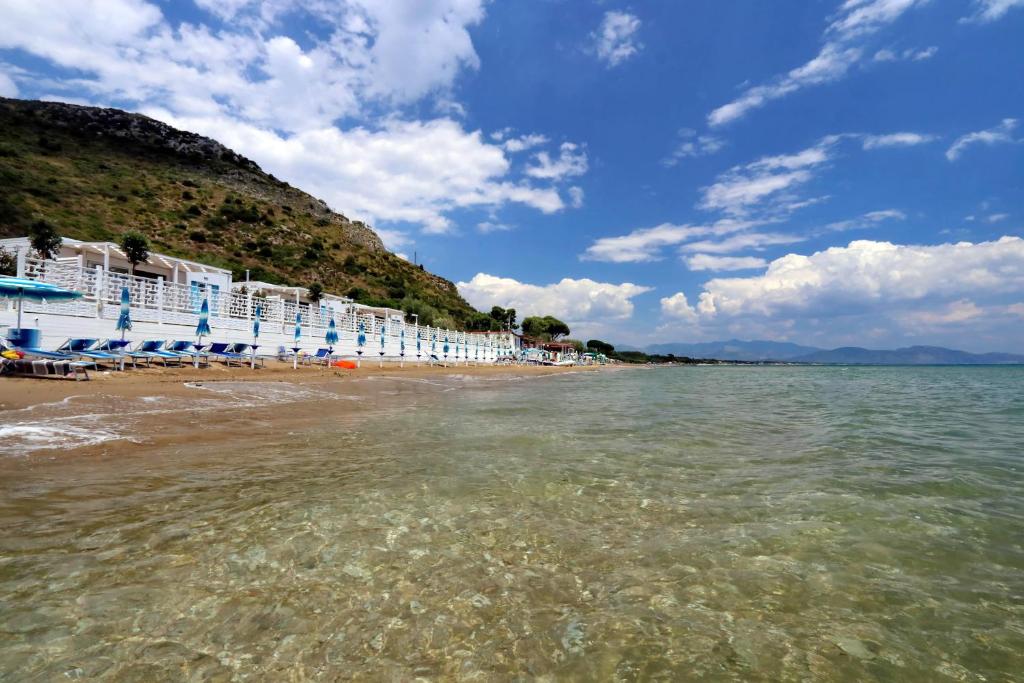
207 342 247 367
227 342 264 367
133 340 186 366
309 348 332 366
166 340 211 367
11 345 95 377
277 344 311 366
56 338 126 368
95 339 142 368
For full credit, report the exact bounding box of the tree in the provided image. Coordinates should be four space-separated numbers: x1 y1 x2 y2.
307 282 324 302
489 305 518 330
0 247 16 276
586 339 615 355
29 220 61 260
120 232 150 275
521 315 570 341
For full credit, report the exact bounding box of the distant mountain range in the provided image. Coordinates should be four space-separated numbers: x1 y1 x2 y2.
643 339 1024 365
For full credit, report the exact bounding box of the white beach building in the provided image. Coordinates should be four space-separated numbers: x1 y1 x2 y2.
0 236 515 363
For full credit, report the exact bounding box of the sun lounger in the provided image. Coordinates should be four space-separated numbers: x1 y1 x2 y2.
132 340 185 367
227 342 264 367
56 338 127 368
309 348 332 366
207 342 248 367
167 341 210 366
94 339 142 368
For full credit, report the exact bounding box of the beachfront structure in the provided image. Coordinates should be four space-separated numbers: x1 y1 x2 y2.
0 237 517 362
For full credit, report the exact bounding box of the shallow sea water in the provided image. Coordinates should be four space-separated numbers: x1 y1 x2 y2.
1 367 1022 681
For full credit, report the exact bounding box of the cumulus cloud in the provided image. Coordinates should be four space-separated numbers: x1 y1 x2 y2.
525 142 589 181
456 273 652 325
680 232 804 255
684 254 769 272
592 11 642 67
0 0 587 234
662 129 725 166
654 236 1024 350
946 118 1020 161
861 132 936 149
695 236 1024 318
708 0 929 127
502 133 549 153
660 292 698 321
962 0 1024 22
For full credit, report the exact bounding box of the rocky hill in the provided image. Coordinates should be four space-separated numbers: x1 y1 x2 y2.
0 97 477 327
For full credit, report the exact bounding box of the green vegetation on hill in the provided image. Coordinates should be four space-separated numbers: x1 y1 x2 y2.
0 97 478 328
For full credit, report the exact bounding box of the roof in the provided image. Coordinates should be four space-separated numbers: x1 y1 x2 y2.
0 236 232 275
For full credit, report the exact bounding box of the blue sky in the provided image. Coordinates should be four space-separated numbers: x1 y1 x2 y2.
1 0 1022 351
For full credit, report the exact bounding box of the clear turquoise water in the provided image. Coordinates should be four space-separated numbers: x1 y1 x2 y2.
1 367 1022 680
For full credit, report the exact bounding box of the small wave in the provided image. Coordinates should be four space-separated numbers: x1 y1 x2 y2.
0 423 125 455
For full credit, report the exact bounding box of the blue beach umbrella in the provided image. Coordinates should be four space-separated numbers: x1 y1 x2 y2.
293 312 302 369
400 328 406 362
193 297 211 367
116 286 132 340
356 320 366 366
379 323 386 366
251 304 262 369
0 276 82 331
416 329 422 357
443 334 450 359
476 339 480 362
326 315 339 347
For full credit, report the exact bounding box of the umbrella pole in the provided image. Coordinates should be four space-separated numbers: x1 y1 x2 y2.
17 292 23 331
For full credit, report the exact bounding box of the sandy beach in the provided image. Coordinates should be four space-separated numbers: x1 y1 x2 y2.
0 361 605 413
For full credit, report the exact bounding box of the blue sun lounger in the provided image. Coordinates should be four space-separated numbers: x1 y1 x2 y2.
166 341 210 366
133 340 186 366
13 344 97 373
56 338 126 367
207 342 247 367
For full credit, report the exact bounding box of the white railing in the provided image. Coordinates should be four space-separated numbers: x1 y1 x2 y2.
18 256 516 357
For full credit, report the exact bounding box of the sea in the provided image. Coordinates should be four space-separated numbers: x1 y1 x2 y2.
1 366 1022 680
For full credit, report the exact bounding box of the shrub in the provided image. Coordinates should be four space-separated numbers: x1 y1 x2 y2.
189 230 207 242
0 247 16 276
29 220 61 259
185 204 202 216
182 190 194 201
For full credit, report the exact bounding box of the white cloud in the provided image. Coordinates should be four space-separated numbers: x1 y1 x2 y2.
0 0 588 234
695 236 1024 318
580 219 757 263
822 208 906 232
503 133 548 153
662 129 726 167
874 46 936 62
708 0 928 127
660 292 698 321
685 254 768 272
699 139 834 215
374 228 413 250
457 273 652 325
568 186 585 209
525 142 588 181
680 232 804 255
962 0 1024 22
946 118 1020 161
592 11 642 67
861 132 936 149
159 113 565 234
477 221 513 234
986 213 1009 223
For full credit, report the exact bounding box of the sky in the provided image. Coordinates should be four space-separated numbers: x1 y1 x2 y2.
0 0 1022 352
